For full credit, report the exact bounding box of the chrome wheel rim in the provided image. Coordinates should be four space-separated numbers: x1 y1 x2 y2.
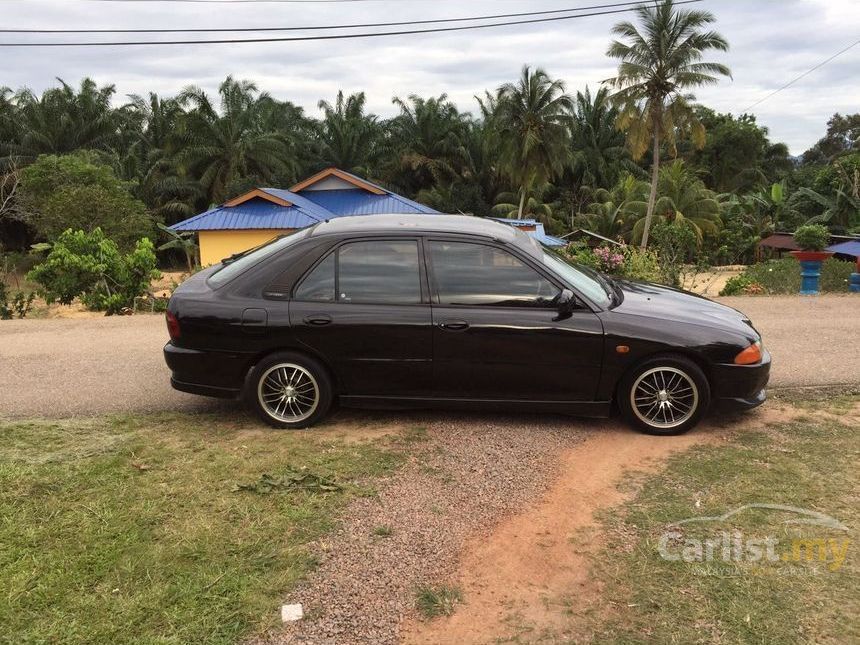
631 366 699 429
258 363 319 423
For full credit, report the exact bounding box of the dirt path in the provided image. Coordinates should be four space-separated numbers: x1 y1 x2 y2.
401 405 800 644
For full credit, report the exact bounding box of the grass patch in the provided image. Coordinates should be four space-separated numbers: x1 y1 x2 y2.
720 257 854 295
372 524 393 538
586 397 859 644
415 584 463 619
0 412 409 644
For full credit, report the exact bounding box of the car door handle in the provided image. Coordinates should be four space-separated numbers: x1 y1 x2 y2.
438 319 469 331
304 315 332 326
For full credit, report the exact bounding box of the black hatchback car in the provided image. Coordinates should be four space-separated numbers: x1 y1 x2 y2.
164 214 770 435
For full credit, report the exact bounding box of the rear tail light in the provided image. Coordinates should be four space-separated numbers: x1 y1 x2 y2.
734 340 762 365
166 311 181 341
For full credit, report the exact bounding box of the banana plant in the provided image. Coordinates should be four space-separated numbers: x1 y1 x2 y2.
157 222 198 272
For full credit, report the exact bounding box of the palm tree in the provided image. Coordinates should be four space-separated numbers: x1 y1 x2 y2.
576 173 650 239
11 78 123 161
491 183 555 223
604 0 730 248
177 76 297 205
316 91 383 176
627 160 722 244
568 86 641 192
123 93 201 222
495 66 573 218
387 94 471 195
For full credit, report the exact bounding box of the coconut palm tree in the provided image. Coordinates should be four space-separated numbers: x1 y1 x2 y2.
495 66 573 218
316 91 383 176
177 76 297 205
387 94 471 195
627 160 722 244
568 86 641 192
604 0 731 248
576 173 650 239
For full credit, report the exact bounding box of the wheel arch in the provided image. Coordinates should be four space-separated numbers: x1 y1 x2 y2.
242 345 340 396
613 348 713 407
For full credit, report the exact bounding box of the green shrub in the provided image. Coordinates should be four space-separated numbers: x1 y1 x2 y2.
1 257 36 319
719 257 854 295
650 221 699 287
620 246 662 282
0 283 35 319
560 243 662 283
793 224 830 251
27 228 160 314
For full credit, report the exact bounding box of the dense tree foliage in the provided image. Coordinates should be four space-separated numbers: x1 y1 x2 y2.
0 1 856 266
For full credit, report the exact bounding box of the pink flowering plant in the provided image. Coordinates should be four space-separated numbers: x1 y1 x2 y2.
593 246 625 273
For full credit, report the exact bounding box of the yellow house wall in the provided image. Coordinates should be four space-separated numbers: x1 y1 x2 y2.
198 229 293 266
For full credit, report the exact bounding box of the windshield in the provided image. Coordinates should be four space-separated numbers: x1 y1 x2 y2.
207 228 312 288
541 250 613 307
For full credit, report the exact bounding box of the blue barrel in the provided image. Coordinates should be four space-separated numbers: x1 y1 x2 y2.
850 272 860 293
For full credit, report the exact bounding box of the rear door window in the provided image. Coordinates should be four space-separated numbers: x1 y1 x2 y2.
293 239 422 305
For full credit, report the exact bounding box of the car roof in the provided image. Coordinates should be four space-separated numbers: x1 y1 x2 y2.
309 213 541 253
310 213 517 239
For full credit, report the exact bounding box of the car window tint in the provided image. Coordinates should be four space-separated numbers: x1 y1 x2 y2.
294 252 336 302
338 240 421 304
207 228 310 288
430 241 559 307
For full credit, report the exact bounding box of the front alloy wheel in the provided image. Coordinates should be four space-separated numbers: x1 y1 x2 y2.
620 356 710 435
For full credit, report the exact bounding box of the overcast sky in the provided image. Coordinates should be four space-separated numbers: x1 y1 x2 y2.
2 0 858 155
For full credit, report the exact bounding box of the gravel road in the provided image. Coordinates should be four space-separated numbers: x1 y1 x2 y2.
1 295 857 419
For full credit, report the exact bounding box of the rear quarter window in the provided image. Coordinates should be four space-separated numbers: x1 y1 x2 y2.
207 229 311 288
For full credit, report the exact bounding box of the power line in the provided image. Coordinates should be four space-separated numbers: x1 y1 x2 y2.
742 38 860 112
0 2 671 33
0 0 702 47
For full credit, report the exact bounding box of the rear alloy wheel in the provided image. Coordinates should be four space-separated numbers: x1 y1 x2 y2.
247 352 332 429
619 356 710 435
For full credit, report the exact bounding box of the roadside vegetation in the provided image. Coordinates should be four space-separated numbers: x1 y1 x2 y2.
720 257 855 295
584 395 859 644
1 0 857 317
0 412 413 644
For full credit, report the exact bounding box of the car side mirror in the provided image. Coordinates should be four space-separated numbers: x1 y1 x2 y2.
554 288 575 321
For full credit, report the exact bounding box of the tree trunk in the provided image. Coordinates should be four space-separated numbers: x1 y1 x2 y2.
640 117 661 250
517 186 527 219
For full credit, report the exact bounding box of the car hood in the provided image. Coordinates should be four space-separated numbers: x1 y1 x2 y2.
610 278 757 334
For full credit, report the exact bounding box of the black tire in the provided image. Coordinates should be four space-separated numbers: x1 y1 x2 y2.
246 351 333 429
618 354 710 435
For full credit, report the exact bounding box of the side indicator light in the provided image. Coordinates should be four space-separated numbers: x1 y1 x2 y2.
734 341 762 365
616 345 630 354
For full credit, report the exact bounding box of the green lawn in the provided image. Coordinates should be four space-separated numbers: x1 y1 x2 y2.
0 412 412 644
587 396 859 644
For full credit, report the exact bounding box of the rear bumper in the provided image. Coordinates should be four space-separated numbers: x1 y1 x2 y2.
164 342 248 399
710 348 771 412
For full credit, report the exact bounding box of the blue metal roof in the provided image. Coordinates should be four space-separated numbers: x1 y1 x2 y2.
171 198 323 231
827 240 860 258
172 182 438 232
486 217 566 247
300 189 438 216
